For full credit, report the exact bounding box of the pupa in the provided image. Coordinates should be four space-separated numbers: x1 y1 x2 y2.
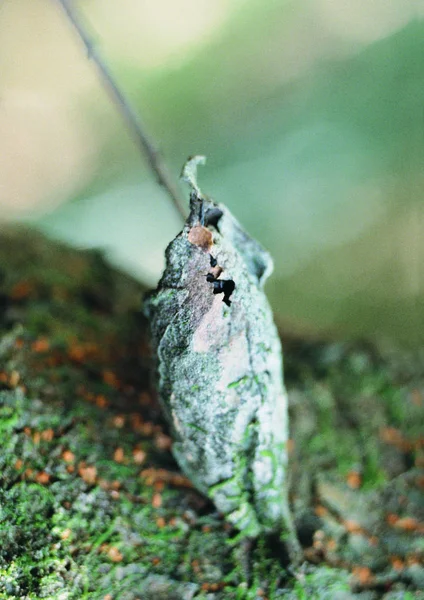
144 156 300 562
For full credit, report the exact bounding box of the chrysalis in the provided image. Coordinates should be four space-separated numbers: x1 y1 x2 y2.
144 157 300 562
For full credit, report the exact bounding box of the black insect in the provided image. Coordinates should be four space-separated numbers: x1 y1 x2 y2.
206 273 235 306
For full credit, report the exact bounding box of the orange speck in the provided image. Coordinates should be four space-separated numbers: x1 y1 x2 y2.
327 538 337 551
103 595 113 600
66 465 75 473
346 470 362 490
153 480 165 492
313 529 325 550
154 433 172 450
24 427 31 436
32 338 50 353
202 525 211 533
61 529 72 540
78 464 97 485
95 395 109 408
390 556 404 571
156 517 166 528
36 471 50 484
394 517 421 532
411 389 422 406
62 450 75 463
191 559 200 573
380 427 411 452
171 473 193 488
41 429 54 442
24 468 33 478
11 281 34 300
112 415 125 429
33 432 41 444
103 370 119 388
141 422 154 436
110 490 120 500
171 474 192 488
344 520 364 534
107 547 123 562
14 459 23 470
14 338 24 349
415 453 424 469
352 566 373 586
416 475 424 488
386 513 398 526
152 557 161 565
140 467 192 489
314 505 328 517
132 448 146 464
0 372 7 383
113 447 125 463
140 468 155 485
68 344 86 362
9 370 20 388
130 414 143 432
111 480 121 490
152 493 162 508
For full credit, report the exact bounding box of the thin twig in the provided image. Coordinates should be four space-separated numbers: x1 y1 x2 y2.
54 0 186 221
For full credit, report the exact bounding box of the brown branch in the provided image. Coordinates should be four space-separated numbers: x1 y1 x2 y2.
54 0 186 221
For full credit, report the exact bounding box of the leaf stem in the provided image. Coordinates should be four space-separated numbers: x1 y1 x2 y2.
54 0 186 221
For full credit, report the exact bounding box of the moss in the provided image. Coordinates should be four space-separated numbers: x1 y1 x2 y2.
282 566 351 600
227 376 250 389
0 478 71 598
1 230 423 599
187 422 208 435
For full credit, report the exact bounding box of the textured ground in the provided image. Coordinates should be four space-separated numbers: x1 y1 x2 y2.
0 229 423 599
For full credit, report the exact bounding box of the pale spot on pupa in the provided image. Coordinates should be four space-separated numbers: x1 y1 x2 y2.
214 331 250 393
192 296 226 353
170 406 183 435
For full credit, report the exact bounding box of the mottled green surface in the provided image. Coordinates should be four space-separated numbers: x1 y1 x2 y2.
0 229 423 599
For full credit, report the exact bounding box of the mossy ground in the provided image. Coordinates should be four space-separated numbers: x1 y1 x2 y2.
0 229 423 599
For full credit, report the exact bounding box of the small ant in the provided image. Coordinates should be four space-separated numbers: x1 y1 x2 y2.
206 264 235 307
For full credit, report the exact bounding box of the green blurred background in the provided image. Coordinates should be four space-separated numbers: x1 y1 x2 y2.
1 0 423 345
